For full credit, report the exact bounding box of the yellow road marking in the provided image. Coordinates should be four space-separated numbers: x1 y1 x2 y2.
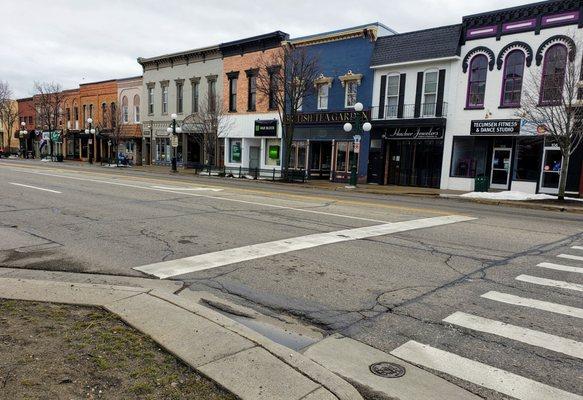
0 162 454 216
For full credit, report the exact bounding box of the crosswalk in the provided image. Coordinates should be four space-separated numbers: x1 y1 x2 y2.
390 246 583 400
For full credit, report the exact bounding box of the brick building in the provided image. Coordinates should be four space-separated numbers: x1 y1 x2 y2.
220 32 289 176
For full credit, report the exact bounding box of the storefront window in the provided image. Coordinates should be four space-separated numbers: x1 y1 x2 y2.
265 139 280 167
335 142 357 173
156 138 171 162
230 139 242 163
290 141 307 169
513 137 543 181
450 137 489 178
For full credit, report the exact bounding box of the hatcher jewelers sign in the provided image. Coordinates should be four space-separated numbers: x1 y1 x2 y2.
470 120 520 135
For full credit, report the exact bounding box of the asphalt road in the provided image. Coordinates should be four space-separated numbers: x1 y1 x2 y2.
1 159 582 399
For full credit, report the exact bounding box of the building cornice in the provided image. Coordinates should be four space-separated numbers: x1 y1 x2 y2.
137 45 222 70
371 56 460 70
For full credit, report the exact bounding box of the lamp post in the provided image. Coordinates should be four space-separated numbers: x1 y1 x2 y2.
166 113 182 173
85 118 96 164
342 102 372 187
19 121 27 158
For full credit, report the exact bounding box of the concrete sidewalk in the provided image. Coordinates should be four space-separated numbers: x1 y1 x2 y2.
0 268 362 400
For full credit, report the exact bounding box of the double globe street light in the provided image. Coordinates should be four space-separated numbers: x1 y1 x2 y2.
343 102 372 187
85 118 96 164
166 113 182 172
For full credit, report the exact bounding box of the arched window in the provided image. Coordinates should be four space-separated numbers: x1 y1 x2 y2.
466 55 488 108
540 44 568 104
122 96 129 123
133 95 140 123
501 50 525 107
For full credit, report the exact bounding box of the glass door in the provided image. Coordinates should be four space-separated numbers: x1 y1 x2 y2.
490 148 512 190
540 147 562 194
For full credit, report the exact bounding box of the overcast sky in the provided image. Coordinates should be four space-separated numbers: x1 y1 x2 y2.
2 0 535 98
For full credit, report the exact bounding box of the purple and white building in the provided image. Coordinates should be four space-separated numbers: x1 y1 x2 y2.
441 0 583 195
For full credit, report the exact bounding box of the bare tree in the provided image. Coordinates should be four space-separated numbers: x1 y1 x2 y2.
34 82 64 160
101 102 122 165
255 45 320 169
519 33 583 200
182 93 232 167
0 82 19 152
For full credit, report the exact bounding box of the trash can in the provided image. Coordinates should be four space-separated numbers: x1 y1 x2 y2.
474 175 489 192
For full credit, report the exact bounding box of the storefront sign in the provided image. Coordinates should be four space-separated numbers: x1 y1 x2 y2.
268 145 280 160
520 119 549 136
171 135 179 148
254 120 278 137
471 120 520 135
231 142 241 162
383 127 443 140
289 111 370 125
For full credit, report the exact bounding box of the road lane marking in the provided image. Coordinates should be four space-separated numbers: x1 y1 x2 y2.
482 291 583 319
0 164 453 216
134 215 476 279
152 186 223 192
538 262 583 274
516 275 583 292
391 341 583 400
572 246 583 251
9 182 61 194
443 311 583 359
2 168 398 224
558 254 583 262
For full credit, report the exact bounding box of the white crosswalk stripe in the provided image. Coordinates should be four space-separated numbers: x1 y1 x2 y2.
538 262 583 274
516 275 583 292
391 341 583 400
558 254 583 262
482 291 583 319
443 312 583 359
571 246 583 251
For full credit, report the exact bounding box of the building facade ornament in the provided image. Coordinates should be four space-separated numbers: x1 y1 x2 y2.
496 41 534 70
535 35 577 66
338 70 363 87
462 46 496 73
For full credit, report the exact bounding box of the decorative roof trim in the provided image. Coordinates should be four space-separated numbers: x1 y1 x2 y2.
535 35 577 66
496 41 534 70
462 46 495 73
371 56 460 69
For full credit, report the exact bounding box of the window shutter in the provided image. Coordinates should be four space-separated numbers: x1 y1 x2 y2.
436 69 446 117
378 75 387 119
414 72 424 118
397 73 406 118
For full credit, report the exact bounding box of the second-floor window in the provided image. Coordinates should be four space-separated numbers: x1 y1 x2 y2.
209 80 217 113
345 81 358 108
176 82 184 114
317 84 329 110
89 104 93 119
423 71 438 116
247 74 257 111
122 96 129 123
268 70 278 110
386 74 400 118
134 95 140 123
501 50 525 107
467 55 488 108
161 85 168 114
229 77 238 112
148 87 154 114
192 81 199 113
540 44 568 105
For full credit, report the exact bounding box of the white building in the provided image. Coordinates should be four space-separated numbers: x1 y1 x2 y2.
369 25 461 187
441 0 583 195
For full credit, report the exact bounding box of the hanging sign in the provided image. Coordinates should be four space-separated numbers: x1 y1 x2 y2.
470 120 520 135
254 120 278 137
171 135 179 148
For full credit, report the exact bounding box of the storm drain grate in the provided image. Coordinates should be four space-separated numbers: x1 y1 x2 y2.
369 362 406 378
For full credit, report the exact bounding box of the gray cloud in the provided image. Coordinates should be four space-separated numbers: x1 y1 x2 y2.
1 0 532 98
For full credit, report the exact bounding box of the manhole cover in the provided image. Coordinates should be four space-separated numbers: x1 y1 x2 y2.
369 362 406 378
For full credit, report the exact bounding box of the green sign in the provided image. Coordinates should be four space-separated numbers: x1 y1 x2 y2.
231 142 241 162
268 145 280 160
51 132 61 142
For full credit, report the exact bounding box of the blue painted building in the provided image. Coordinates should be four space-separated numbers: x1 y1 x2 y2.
286 23 395 182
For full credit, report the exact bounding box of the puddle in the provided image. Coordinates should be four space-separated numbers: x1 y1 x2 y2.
219 311 319 351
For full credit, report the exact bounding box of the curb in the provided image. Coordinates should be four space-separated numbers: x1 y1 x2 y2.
0 277 363 400
441 195 583 214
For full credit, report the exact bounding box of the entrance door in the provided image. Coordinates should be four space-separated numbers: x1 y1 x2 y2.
490 148 512 190
540 147 562 194
249 146 260 170
367 148 384 184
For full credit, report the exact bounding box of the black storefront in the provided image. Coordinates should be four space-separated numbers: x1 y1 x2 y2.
369 118 445 188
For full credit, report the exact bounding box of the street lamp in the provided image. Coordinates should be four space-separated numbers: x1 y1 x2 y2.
166 113 182 172
85 118 96 164
343 102 372 187
19 121 27 158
